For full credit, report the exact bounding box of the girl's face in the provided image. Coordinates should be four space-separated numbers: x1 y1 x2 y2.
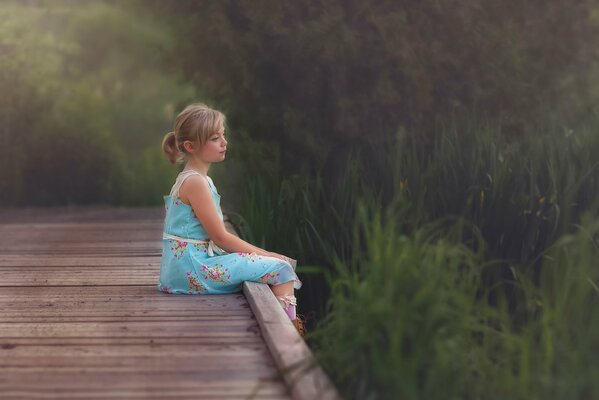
185 125 228 163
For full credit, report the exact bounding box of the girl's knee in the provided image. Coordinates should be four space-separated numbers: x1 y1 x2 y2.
270 280 293 295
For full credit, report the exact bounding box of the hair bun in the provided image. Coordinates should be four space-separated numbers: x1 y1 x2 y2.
161 131 182 164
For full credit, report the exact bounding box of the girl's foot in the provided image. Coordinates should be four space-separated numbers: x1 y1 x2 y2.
292 314 306 337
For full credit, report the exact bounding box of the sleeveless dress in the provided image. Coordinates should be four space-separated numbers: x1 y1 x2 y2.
156 170 302 295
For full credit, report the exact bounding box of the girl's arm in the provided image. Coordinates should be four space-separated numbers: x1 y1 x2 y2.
182 175 286 260
214 231 271 256
218 230 295 265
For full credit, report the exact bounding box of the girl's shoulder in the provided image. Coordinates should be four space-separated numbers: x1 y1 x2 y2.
170 170 211 201
177 170 214 187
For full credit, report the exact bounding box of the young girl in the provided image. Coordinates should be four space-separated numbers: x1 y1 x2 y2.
158 103 305 335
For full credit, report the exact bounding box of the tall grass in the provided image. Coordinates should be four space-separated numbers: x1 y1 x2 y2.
235 117 598 397
308 201 490 399
308 202 598 399
506 212 599 399
237 117 597 318
229 168 362 323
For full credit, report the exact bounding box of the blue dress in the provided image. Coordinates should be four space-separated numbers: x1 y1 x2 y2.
156 170 302 295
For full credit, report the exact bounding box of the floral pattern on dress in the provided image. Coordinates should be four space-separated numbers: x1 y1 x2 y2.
259 271 281 285
186 271 206 292
158 284 172 293
236 252 260 262
201 264 231 283
159 173 305 294
170 240 188 259
193 242 209 253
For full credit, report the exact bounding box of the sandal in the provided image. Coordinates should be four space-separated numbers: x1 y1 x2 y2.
292 314 307 337
275 294 306 337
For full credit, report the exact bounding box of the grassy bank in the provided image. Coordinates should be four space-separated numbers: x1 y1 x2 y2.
309 203 598 399
236 119 598 398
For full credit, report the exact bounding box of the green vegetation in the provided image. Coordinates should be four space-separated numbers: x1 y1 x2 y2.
145 0 599 177
2 1 598 398
237 121 598 399
0 1 194 205
309 202 598 399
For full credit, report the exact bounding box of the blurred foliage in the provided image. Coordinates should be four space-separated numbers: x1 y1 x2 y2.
144 0 599 181
237 116 598 327
0 0 195 206
3 0 598 205
309 200 599 399
235 119 598 398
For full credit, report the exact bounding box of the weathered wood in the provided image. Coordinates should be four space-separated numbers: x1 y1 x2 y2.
244 281 341 400
0 207 293 399
0 256 160 267
0 206 164 223
0 371 290 399
0 241 161 250
0 272 159 286
2 337 265 346
0 206 339 399
2 343 271 358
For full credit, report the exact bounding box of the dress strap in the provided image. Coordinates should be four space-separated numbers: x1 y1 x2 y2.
169 170 210 198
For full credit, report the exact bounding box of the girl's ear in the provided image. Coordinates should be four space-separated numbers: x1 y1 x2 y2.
182 140 195 153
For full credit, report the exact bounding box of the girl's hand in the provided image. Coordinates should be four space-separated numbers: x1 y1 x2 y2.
267 251 291 263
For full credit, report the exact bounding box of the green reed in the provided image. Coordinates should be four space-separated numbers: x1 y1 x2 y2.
230 167 362 322
235 116 598 398
309 201 489 399
308 202 598 399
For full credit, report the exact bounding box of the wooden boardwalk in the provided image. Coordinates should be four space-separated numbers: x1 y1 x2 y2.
0 207 338 399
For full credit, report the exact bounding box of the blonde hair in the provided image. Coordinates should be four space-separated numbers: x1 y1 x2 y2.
162 103 226 164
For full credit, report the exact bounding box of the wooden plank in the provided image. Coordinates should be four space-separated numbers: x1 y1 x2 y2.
0 206 164 223
0 273 159 286
0 390 288 400
0 266 158 271
0 372 289 399
0 369 284 383
244 281 340 400
0 223 162 230
1 343 271 357
0 315 253 323
1 337 265 346
0 256 160 267
0 324 259 335
1 362 279 374
0 251 162 257
0 391 288 400
0 207 297 399
0 286 250 303
3 231 163 242
0 343 279 372
0 288 248 302
0 371 288 390
0 242 161 250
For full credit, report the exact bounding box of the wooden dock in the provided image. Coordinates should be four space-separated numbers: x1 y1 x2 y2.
0 207 338 399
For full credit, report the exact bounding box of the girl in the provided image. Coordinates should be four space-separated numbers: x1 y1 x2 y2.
158 103 305 335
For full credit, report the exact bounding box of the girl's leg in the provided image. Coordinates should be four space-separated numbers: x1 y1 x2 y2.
270 281 293 297
270 281 296 320
271 281 305 336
